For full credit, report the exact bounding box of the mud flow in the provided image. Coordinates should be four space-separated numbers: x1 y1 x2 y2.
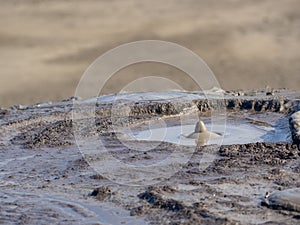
0 90 300 224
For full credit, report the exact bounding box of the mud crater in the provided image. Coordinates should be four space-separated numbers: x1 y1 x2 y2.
1 90 300 224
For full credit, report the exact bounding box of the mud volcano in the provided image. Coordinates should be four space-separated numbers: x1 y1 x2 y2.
1 90 300 224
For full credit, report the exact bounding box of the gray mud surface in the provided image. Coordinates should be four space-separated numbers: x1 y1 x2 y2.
1 90 300 224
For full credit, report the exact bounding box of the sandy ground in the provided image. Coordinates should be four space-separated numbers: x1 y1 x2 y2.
1 0 300 107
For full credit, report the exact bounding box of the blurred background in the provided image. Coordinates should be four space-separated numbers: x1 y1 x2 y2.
0 0 299 107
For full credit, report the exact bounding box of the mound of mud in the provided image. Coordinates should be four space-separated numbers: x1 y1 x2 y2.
0 90 300 224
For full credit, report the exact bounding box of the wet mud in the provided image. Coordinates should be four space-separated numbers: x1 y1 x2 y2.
0 90 300 224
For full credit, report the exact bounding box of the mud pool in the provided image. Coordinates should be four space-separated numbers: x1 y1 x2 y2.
127 118 289 146
0 90 300 224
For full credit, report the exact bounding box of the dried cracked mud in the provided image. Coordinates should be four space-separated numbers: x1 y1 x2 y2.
0 90 300 224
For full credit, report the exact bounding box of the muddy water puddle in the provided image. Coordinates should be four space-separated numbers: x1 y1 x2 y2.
125 116 290 146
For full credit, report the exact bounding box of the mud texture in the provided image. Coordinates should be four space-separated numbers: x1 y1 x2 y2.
0 90 300 224
290 111 300 149
263 188 300 213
